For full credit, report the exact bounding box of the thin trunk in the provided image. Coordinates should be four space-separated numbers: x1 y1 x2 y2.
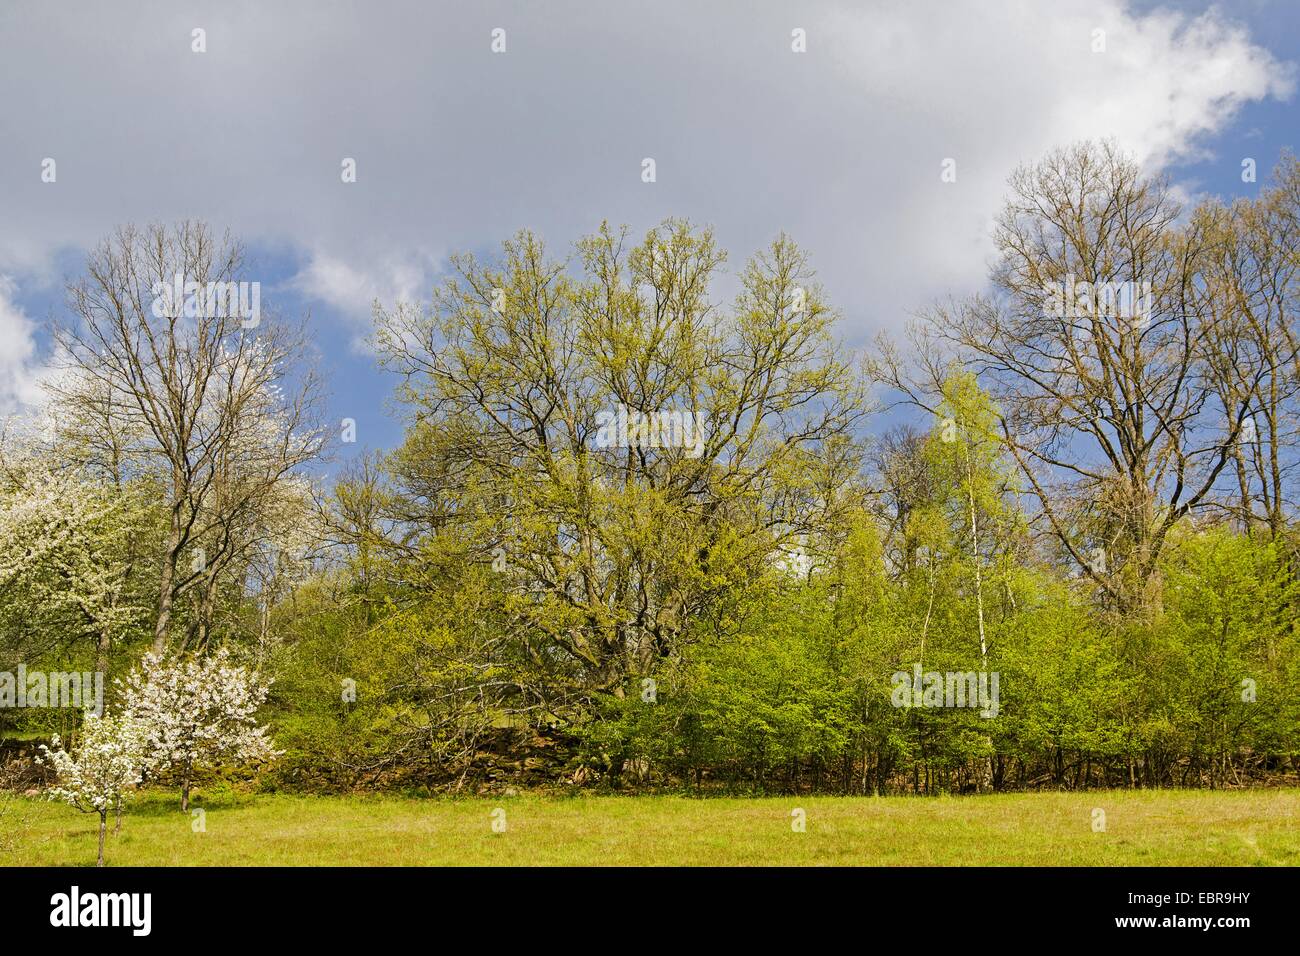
963 441 992 791
919 553 936 669
95 630 112 681
154 520 182 654
963 442 987 663
194 572 219 652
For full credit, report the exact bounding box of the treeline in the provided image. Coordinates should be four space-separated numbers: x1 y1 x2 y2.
3 141 1300 795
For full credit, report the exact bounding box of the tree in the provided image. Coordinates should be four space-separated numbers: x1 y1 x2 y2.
371 220 865 738
121 648 278 810
0 435 155 676
50 222 325 653
870 424 939 575
869 142 1259 613
1198 154 1300 538
37 713 147 866
923 371 1023 665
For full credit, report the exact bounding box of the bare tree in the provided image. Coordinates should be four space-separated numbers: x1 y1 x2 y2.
1199 154 1300 538
869 142 1264 612
870 424 937 574
50 222 325 652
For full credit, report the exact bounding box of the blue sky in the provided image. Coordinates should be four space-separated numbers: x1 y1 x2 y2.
1 0 1298 472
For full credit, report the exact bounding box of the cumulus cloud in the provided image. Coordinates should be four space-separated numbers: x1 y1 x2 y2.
0 0 1292 375
0 278 44 413
288 248 435 349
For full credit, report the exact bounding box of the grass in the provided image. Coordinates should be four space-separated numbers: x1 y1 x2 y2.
4 788 1298 866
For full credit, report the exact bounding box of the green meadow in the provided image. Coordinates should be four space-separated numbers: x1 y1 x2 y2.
5 789 1298 867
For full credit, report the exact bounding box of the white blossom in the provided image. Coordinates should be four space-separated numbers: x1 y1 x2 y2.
120 649 279 806
37 712 148 814
0 459 151 644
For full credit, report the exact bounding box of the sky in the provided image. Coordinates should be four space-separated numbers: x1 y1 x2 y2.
1 0 1297 467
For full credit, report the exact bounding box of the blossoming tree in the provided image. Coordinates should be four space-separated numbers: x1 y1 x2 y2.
121 648 279 810
37 713 147 866
0 458 153 673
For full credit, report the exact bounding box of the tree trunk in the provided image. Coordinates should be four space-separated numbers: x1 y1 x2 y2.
964 441 993 791
964 442 987 662
95 630 112 682
97 810 107 866
154 521 181 654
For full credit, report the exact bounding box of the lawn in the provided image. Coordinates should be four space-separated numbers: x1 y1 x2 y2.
4 788 1298 866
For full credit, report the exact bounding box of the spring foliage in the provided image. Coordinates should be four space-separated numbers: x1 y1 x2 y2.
6 144 1300 795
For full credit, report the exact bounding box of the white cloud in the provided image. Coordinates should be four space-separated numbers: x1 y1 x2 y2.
289 248 435 350
0 0 1292 379
0 278 45 414
818 0 1296 315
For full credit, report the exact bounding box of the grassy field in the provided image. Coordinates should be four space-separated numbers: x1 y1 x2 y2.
4 788 1298 866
